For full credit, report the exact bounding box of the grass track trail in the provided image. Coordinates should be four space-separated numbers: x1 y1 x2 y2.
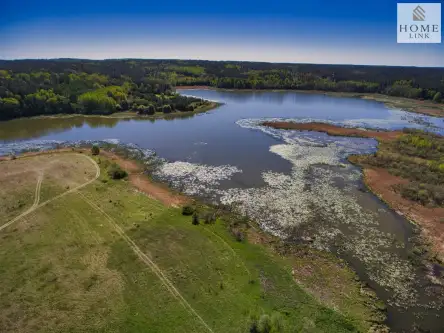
0 154 100 232
77 192 215 333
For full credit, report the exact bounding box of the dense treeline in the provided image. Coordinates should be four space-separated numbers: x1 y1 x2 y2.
0 65 208 120
0 59 443 120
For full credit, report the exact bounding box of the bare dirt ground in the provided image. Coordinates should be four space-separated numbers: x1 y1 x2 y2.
415 108 444 117
262 121 403 141
100 150 188 207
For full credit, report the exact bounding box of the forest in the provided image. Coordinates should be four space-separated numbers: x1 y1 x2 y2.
0 59 443 120
0 64 208 120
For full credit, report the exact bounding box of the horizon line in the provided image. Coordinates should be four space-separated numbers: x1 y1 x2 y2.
1 57 444 69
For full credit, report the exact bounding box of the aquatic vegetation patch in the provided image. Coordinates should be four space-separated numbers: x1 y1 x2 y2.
154 161 242 196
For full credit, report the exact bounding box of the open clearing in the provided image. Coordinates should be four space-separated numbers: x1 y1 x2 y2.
0 152 377 332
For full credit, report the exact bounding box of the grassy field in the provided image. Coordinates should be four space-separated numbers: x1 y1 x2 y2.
0 152 381 332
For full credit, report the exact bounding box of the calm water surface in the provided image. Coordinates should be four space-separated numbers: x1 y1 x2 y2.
1 90 444 332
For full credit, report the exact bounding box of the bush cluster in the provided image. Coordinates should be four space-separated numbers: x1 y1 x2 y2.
182 205 195 216
361 152 444 185
107 163 127 180
396 182 444 207
91 145 100 155
396 130 444 160
250 313 285 333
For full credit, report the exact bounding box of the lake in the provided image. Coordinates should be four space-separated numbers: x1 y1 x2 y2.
1 89 444 332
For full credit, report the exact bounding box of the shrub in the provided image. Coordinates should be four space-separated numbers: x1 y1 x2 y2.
91 145 100 155
147 104 156 115
136 105 146 114
192 213 200 225
433 92 442 103
249 313 285 333
397 182 444 206
182 205 195 216
107 163 127 179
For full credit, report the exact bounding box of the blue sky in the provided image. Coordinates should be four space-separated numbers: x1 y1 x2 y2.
0 0 443 66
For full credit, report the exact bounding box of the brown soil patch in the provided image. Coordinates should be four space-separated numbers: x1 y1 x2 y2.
129 174 187 207
99 150 188 207
416 108 444 117
262 121 403 141
362 167 444 262
100 150 140 173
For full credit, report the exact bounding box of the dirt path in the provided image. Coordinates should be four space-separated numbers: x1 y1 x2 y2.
32 172 43 209
0 154 100 232
78 192 214 333
2 171 44 230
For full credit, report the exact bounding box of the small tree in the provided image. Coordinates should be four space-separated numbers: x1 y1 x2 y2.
136 105 146 114
192 213 199 225
147 104 156 115
433 92 442 103
162 105 172 114
91 145 100 155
